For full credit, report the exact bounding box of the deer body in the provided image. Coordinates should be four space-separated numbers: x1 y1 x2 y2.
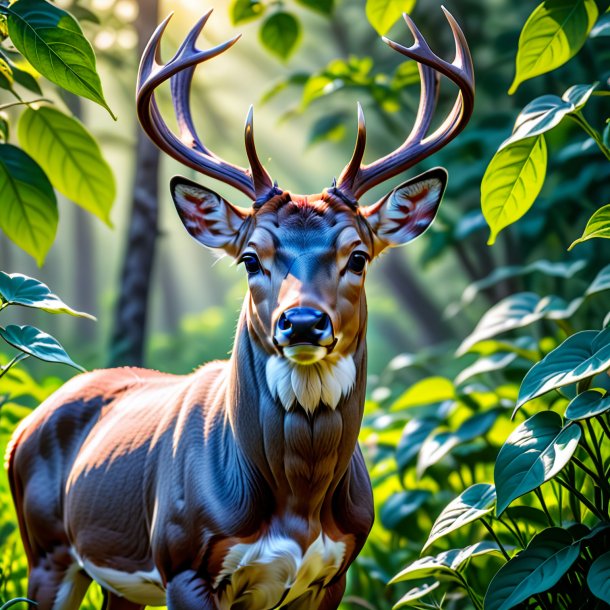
8 8 473 610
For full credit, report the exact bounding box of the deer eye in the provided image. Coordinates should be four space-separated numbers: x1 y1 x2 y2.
347 252 368 275
241 254 261 275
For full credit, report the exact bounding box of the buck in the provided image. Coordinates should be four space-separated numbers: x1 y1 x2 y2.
7 8 473 610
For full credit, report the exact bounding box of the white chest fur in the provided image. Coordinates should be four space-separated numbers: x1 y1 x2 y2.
215 533 346 609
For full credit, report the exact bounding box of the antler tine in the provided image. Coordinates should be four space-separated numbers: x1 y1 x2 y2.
336 102 366 196
335 8 474 201
245 106 276 207
137 11 276 202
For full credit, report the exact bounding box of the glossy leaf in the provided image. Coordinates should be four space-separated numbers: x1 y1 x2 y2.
3 0 114 116
484 528 580 610
365 0 415 36
517 329 610 408
396 418 438 470
0 143 57 265
482 136 547 245
0 324 84 371
565 389 610 420
259 12 301 60
0 272 94 318
495 412 580 515
502 96 573 149
563 82 598 110
570 204 610 249
588 551 610 603
423 484 496 551
586 263 610 296
230 0 265 25
18 106 115 224
455 353 519 385
394 582 440 608
381 490 430 530
509 0 598 94
590 11 610 37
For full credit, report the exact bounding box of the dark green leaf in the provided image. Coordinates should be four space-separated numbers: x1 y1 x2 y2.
0 272 94 318
296 0 334 15
565 389 610 420
484 528 580 610
495 412 580 515
259 12 301 60
517 329 610 408
18 106 115 224
381 490 431 530
308 112 347 146
0 50 41 94
423 484 496 551
588 551 610 603
509 0 598 93
482 136 547 245
230 0 265 25
0 324 84 370
3 0 114 116
0 143 57 265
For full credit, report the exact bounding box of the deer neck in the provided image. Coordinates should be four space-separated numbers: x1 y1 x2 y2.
225 308 368 520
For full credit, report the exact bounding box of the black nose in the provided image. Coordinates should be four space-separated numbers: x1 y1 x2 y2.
275 307 334 347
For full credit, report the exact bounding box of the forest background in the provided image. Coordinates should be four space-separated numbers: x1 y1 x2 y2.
1 0 610 608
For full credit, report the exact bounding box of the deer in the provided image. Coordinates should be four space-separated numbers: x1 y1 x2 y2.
7 7 473 610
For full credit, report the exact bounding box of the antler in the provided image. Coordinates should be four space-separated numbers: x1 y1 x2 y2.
335 7 475 201
136 10 277 204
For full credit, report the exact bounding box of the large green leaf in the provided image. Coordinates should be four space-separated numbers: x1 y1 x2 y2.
509 0 598 94
365 0 415 36
259 12 301 60
484 528 580 610
482 136 547 245
565 389 610 420
0 324 84 370
3 0 114 117
423 484 496 552
0 272 94 319
0 143 57 265
18 106 115 224
588 551 610 603
517 329 610 408
570 203 610 249
494 412 580 515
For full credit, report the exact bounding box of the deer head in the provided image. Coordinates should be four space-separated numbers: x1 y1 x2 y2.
137 9 474 412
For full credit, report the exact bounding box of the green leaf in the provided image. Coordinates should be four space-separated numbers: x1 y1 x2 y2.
562 82 598 110
308 113 347 146
588 551 610 603
391 377 455 410
0 50 41 94
482 136 547 245
586 263 610 296
570 203 610 249
380 490 430 530
501 96 574 149
296 0 334 15
0 55 13 89
259 12 301 60
455 353 519 385
0 143 57 265
0 272 94 319
484 528 580 610
396 418 438 470
590 11 610 37
494 412 581 515
365 0 415 36
18 106 115 224
394 582 440 609
423 484 496 552
391 542 502 585
0 324 84 371
509 0 598 94
3 0 114 117
517 329 610 409
230 0 265 25
565 389 610 420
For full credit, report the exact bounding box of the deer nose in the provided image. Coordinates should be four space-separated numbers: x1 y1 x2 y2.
275 307 334 348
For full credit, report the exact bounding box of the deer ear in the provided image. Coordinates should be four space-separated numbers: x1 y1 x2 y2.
364 168 447 252
171 176 250 256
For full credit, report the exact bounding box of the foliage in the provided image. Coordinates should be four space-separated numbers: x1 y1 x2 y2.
0 0 115 265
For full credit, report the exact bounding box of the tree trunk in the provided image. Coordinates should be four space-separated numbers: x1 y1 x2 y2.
108 0 160 367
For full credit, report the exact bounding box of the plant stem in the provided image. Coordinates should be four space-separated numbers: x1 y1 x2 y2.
481 518 510 561
0 353 28 378
556 476 606 521
498 515 526 547
569 112 610 161
534 488 554 526
0 98 52 111
596 414 610 441
572 455 602 482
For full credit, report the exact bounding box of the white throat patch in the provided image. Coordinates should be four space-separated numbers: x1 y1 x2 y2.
265 355 356 413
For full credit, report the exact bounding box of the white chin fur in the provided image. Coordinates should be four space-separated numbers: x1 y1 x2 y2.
266 355 356 414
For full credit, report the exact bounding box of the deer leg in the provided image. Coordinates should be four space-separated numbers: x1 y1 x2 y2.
104 592 145 610
166 570 218 610
27 553 91 610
